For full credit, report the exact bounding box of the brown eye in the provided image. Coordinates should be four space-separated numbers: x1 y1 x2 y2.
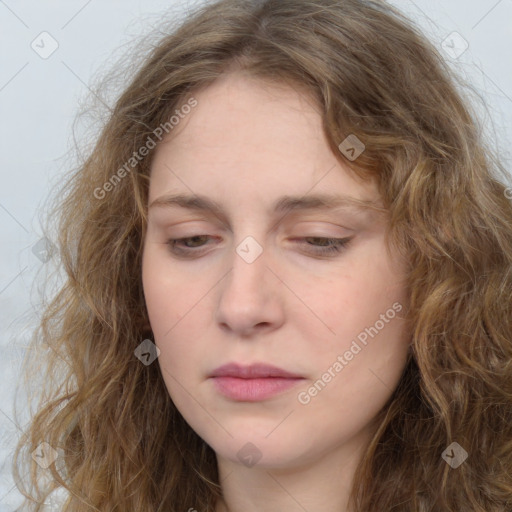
166 235 214 256
298 237 353 255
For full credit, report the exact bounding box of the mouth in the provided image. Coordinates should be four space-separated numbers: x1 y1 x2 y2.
209 362 305 402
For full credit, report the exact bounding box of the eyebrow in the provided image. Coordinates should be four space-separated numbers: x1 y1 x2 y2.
148 193 387 221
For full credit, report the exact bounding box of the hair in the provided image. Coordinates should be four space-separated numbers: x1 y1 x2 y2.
11 0 512 510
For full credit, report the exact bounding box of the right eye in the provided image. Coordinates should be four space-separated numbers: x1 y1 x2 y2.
166 235 215 255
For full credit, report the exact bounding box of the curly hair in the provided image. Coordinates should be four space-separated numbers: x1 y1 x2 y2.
12 0 512 510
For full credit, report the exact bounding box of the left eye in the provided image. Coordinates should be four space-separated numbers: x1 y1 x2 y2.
299 236 352 255
165 236 352 257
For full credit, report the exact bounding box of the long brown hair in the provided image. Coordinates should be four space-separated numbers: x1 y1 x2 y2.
12 0 512 510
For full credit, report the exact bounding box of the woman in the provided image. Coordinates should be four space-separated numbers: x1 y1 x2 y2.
13 0 512 510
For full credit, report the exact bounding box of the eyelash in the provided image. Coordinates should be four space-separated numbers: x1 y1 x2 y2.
165 235 352 257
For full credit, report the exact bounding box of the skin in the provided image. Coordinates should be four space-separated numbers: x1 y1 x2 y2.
142 71 411 512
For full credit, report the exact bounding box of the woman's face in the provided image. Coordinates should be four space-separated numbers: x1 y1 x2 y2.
142 72 410 469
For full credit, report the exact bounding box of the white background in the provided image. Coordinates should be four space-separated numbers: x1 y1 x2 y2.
0 0 511 509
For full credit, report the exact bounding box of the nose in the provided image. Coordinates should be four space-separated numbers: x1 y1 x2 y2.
215 241 285 338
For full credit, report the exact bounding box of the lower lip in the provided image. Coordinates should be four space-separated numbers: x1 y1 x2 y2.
211 376 305 401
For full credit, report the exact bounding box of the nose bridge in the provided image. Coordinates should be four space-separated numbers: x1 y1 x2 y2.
228 234 268 294
215 233 281 334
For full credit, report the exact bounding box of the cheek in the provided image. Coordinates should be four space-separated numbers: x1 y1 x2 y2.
295 284 409 430
296 247 407 350
295 243 410 402
142 248 209 382
142 246 199 338
142 262 176 338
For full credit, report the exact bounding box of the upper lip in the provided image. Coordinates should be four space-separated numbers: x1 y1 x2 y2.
210 363 303 379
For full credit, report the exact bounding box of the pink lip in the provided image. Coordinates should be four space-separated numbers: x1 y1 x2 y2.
210 362 303 379
209 363 305 401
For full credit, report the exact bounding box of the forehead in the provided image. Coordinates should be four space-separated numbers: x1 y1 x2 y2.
162 73 323 146
148 72 381 213
152 72 324 163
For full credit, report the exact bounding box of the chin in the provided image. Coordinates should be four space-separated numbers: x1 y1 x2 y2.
209 433 312 469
